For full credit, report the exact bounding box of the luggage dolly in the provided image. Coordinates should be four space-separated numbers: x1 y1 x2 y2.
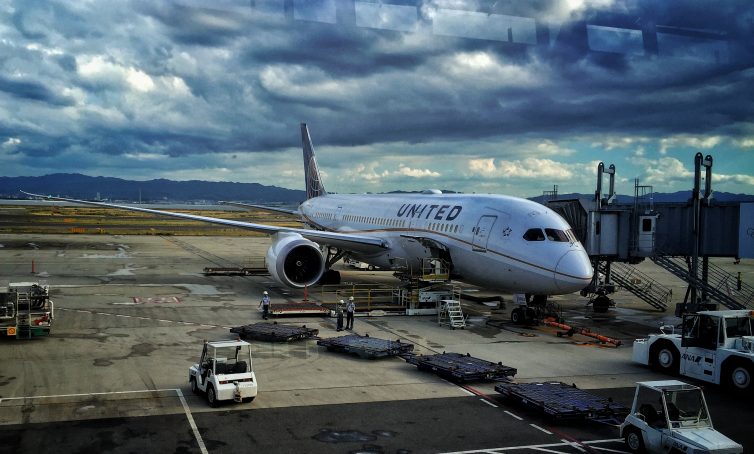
404 352 517 383
230 322 319 342
494 381 629 425
317 334 414 359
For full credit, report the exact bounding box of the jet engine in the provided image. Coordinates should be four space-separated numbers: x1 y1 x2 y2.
266 233 325 288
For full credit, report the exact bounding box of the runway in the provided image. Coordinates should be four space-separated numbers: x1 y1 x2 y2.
0 234 752 453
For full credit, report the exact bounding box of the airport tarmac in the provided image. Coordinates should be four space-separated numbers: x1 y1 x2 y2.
0 233 752 453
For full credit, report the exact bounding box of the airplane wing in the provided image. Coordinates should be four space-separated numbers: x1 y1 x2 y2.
400 234 449 251
219 201 299 216
21 191 386 252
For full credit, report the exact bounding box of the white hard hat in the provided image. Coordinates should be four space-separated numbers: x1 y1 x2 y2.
263 291 268 295
349 296 354 301
339 299 344 303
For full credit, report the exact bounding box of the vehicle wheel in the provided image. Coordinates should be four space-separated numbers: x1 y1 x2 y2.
724 361 753 392
206 385 218 408
242 396 255 403
190 377 199 395
367 265 374 271
650 342 679 375
511 308 522 325
623 426 645 453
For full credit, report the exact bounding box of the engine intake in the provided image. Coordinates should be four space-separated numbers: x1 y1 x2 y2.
266 233 325 288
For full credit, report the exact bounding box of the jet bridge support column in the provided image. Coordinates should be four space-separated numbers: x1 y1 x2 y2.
701 155 713 302
686 153 713 312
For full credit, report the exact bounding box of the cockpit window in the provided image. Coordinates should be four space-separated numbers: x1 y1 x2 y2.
523 228 545 241
545 228 569 242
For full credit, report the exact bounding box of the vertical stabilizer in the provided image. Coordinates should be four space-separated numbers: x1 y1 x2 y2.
301 123 327 199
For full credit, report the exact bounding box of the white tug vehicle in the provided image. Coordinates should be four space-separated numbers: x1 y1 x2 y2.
620 381 742 453
632 310 754 391
189 340 258 407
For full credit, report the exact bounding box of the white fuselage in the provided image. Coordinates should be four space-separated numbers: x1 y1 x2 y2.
299 192 593 294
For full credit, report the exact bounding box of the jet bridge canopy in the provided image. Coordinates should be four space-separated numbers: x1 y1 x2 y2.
547 199 746 259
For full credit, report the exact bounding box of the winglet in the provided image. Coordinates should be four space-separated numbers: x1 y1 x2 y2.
301 123 327 200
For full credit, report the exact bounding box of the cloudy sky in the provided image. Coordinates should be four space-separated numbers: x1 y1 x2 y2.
1 0 753 198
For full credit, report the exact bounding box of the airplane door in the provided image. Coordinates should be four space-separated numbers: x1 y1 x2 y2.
472 215 497 252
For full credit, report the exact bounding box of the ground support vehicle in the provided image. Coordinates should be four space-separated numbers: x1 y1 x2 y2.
0 282 53 339
344 258 378 271
495 382 628 424
189 340 258 407
619 380 742 453
632 310 754 391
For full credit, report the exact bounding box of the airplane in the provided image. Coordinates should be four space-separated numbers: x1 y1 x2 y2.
23 123 593 295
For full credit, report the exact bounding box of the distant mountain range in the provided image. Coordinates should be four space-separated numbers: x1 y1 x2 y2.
1 174 753 204
0 173 306 204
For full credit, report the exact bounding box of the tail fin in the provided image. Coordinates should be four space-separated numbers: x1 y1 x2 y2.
301 123 327 199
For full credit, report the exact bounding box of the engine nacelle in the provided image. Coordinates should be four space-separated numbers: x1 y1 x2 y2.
266 233 325 288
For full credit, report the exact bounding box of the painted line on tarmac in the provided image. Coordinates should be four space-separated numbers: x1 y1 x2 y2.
587 446 629 454
438 438 624 453
2 386 210 454
455 383 607 454
536 419 604 454
560 439 586 453
176 388 209 454
0 388 177 402
57 307 229 329
530 447 569 454
530 423 553 435
480 398 498 408
503 410 523 421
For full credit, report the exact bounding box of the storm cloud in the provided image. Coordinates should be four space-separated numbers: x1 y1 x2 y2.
0 0 752 197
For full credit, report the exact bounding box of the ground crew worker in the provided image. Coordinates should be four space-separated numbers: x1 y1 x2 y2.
259 291 270 320
346 296 355 330
336 299 344 331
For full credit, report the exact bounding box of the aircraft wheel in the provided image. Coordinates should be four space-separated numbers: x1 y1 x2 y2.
592 295 611 313
623 426 645 453
524 307 537 323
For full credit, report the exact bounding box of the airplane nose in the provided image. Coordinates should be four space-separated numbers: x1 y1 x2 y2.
554 250 594 292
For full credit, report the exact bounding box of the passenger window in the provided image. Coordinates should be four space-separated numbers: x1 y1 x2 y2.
545 229 569 242
523 228 545 241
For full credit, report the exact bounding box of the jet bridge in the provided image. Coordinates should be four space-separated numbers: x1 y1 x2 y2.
547 154 753 314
